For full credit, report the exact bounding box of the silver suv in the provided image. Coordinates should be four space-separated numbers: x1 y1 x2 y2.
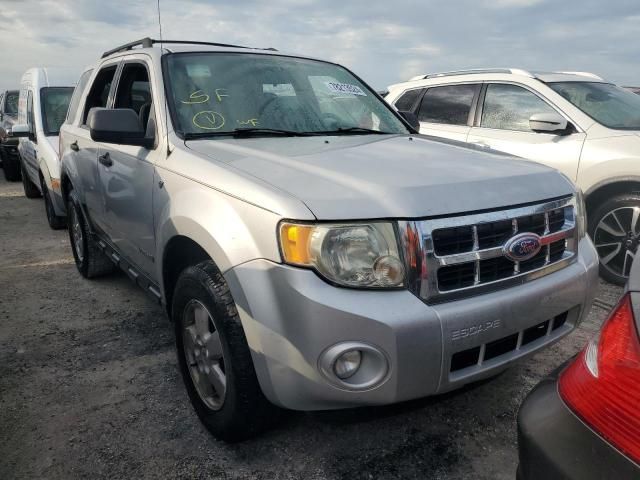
59 40 599 441
386 68 640 285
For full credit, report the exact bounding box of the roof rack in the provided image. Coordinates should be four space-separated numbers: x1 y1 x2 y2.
408 68 535 81
555 71 604 81
101 37 277 58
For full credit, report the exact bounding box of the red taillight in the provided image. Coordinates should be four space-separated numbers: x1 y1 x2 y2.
559 294 640 463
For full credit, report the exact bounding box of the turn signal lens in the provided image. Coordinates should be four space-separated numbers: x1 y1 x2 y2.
279 224 313 265
559 294 640 464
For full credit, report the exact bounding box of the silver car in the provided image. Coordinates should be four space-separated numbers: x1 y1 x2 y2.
59 39 599 441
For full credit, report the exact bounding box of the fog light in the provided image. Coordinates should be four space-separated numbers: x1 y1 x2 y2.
333 350 362 379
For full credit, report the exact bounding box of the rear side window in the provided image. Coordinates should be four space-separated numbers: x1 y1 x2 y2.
481 83 557 132
417 84 478 125
82 65 117 124
40 87 74 135
394 89 422 111
66 69 93 124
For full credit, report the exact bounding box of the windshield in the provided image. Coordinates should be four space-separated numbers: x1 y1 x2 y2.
164 52 409 137
40 87 73 135
4 90 18 116
548 81 640 130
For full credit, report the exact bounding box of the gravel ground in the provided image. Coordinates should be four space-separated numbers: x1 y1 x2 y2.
0 173 623 480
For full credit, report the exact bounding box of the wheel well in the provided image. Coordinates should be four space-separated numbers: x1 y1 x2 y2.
162 236 211 317
585 181 640 221
61 174 73 205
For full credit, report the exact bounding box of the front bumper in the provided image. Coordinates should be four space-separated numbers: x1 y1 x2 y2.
517 362 639 479
225 237 599 411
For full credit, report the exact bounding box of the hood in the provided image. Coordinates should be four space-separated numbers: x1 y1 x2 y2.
186 134 574 220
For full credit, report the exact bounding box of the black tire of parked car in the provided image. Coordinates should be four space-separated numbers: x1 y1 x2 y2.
589 193 640 286
172 260 277 442
40 175 66 229
2 151 21 181
67 189 115 278
21 163 41 199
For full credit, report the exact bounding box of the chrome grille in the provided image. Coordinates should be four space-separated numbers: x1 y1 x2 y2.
399 196 578 303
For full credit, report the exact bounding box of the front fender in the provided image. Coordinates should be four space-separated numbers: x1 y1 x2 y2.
154 169 285 295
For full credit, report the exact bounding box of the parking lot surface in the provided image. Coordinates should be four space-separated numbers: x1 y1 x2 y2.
0 174 623 480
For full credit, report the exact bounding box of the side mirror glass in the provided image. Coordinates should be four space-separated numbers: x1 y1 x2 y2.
398 110 420 131
9 124 29 138
529 113 569 134
88 107 153 148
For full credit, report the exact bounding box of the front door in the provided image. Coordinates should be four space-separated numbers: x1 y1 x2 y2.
467 83 585 181
97 61 157 277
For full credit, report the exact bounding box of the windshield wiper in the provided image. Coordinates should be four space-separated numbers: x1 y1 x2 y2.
314 127 392 135
183 128 316 140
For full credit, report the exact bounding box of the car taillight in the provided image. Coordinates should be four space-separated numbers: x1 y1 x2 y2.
559 293 640 463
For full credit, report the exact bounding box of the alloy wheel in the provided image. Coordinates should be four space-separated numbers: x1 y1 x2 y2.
182 299 227 411
70 205 84 263
594 206 640 279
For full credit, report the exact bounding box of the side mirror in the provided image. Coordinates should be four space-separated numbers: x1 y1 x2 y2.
398 110 420 131
9 124 29 138
88 107 153 148
529 113 569 134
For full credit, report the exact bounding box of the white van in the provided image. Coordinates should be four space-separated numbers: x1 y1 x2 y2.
14 67 77 228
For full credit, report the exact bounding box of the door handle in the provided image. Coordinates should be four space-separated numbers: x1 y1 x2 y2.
98 152 113 167
70 141 79 152
470 141 490 149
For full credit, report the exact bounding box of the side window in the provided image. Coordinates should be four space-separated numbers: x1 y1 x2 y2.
66 69 94 124
27 91 36 143
114 63 153 130
82 65 117 124
394 89 422 111
417 84 478 126
481 84 558 132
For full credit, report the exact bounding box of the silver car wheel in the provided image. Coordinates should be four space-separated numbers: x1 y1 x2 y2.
182 299 227 411
594 206 640 279
70 206 84 263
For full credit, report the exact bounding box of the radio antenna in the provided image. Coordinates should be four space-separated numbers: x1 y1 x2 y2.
156 0 171 156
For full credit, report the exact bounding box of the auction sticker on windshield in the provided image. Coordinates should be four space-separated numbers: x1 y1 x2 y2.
325 82 367 96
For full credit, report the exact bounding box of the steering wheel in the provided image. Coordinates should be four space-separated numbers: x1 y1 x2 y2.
321 112 343 129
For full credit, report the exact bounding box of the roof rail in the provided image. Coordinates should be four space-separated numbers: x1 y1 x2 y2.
556 71 604 81
408 68 535 81
101 37 277 58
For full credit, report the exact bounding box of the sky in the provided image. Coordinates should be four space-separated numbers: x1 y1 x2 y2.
0 0 638 91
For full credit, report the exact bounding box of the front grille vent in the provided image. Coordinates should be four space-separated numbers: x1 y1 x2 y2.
400 196 579 303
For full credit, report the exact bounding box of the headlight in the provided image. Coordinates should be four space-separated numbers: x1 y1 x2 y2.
575 189 587 238
279 222 405 288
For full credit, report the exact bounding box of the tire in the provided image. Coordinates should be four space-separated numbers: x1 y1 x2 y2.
589 193 640 285
21 163 41 198
40 175 66 229
172 260 276 442
67 189 115 279
2 150 21 181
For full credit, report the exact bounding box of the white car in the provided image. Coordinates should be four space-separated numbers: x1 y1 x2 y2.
13 67 79 228
386 68 640 285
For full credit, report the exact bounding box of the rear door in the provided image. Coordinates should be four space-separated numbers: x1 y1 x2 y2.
97 59 157 277
416 84 480 142
467 83 585 181
21 90 39 184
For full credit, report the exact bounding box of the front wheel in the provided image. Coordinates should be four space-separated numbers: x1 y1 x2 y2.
173 260 276 442
589 193 640 285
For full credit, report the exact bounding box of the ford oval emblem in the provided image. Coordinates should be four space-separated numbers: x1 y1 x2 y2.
503 233 542 262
